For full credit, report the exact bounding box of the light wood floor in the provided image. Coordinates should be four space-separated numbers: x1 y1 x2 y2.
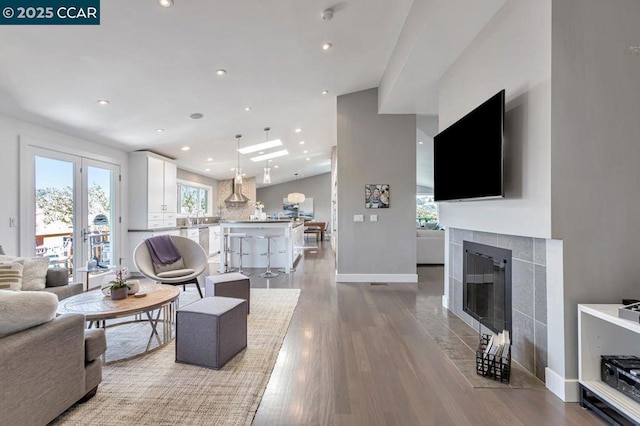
239 242 603 426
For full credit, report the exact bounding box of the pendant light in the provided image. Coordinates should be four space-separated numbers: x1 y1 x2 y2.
287 173 306 204
225 134 250 204
262 127 272 184
234 134 243 185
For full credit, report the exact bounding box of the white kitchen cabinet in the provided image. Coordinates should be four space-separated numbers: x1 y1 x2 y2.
180 227 199 244
128 151 178 229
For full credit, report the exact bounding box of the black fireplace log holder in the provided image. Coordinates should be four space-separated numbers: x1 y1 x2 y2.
476 333 511 383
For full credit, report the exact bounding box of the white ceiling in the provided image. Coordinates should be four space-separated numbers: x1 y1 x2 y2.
0 0 414 187
0 0 508 190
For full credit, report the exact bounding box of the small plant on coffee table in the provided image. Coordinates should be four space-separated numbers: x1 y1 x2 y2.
108 267 130 300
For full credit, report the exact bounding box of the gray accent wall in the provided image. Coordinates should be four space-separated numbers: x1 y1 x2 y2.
256 173 331 227
448 228 547 381
337 88 416 277
550 0 640 380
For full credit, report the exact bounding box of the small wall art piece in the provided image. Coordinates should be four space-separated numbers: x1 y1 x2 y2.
365 184 389 208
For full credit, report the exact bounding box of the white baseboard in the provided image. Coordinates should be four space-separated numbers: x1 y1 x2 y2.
335 273 418 283
442 295 450 309
545 367 579 402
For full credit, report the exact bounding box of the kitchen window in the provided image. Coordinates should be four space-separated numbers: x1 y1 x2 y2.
177 181 211 215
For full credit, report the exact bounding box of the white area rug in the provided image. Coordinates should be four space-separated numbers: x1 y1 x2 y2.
53 288 300 425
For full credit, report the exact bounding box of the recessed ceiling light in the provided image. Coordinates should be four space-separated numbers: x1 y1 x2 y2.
259 151 264 155
244 106 252 111
295 128 302 133
206 157 213 162
205 168 210 172
157 0 173 8
230 168 235 171
274 165 279 168
156 128 165 133
238 139 283 154
190 113 204 120
250 150 289 162
303 150 308 154
322 90 329 95
306 158 311 161
216 69 226 76
181 146 190 151
96 99 110 105
242 173 247 177
418 141 423 145
299 141 305 145
322 42 333 51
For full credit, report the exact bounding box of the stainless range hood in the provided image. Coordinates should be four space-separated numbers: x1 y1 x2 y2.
224 178 250 204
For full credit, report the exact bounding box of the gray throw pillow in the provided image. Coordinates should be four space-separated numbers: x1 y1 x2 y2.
0 245 5 255
46 268 69 287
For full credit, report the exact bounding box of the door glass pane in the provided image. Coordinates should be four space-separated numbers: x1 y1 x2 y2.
35 156 74 279
87 166 114 268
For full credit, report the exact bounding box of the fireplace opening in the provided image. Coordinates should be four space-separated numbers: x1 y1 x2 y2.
463 241 512 335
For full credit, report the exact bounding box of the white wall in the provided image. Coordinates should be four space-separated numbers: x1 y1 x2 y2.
0 114 128 259
256 173 331 226
337 88 417 282
438 0 552 239
551 0 640 383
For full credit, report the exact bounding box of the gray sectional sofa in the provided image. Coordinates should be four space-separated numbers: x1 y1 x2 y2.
0 263 105 424
0 313 106 424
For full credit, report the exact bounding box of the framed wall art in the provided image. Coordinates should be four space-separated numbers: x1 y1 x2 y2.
365 184 389 208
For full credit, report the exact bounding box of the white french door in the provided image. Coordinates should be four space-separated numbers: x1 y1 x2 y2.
22 145 120 283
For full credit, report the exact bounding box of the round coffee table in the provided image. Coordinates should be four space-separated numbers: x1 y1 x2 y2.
57 284 181 362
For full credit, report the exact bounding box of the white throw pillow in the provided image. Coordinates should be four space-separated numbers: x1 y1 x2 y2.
0 290 58 338
0 256 49 290
0 261 24 291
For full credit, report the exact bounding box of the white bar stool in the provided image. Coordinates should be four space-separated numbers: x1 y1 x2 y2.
222 231 237 273
257 234 279 278
229 233 251 276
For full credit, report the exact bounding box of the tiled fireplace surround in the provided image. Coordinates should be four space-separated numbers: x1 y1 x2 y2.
447 228 547 381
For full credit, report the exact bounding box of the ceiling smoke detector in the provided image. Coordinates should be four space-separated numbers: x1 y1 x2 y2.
321 8 334 21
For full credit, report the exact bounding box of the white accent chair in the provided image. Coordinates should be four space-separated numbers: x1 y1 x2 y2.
133 235 208 297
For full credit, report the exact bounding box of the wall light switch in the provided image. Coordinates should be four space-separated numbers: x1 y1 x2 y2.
354 214 364 222
370 214 378 222
9 217 16 228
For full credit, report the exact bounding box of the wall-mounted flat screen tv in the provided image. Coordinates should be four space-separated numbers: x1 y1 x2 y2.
434 89 505 202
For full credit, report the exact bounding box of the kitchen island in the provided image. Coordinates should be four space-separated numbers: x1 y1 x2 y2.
219 220 304 274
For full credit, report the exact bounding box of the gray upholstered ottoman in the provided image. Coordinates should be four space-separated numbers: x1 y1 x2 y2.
175 296 248 370
205 273 251 314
